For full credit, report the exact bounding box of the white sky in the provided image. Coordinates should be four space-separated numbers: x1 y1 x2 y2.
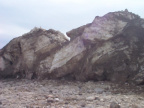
0 0 144 48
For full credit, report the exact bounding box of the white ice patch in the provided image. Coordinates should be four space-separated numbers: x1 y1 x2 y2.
64 33 70 41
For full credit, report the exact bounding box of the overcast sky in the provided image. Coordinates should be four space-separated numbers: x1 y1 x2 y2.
0 0 144 48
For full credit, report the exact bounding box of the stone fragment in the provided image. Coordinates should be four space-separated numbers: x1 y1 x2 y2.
86 96 96 101
110 102 121 108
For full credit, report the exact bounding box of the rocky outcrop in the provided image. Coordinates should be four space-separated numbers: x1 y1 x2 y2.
0 27 69 79
65 10 144 83
0 10 144 84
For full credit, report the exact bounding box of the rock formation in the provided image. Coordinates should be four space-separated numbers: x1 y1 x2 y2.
0 27 69 79
0 10 144 84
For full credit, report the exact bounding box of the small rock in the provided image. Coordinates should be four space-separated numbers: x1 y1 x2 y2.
125 9 129 12
86 96 95 101
100 99 104 102
47 98 54 103
95 97 100 100
79 102 86 107
130 104 140 108
47 95 54 98
95 88 104 94
65 102 69 104
26 106 33 108
54 98 60 102
138 97 143 100
0 101 2 105
110 101 120 108
49 90 53 93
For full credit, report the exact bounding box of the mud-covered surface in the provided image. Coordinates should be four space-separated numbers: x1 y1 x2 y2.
0 79 144 108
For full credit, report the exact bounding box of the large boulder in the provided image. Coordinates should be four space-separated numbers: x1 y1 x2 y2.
0 27 69 79
0 10 144 84
65 10 144 83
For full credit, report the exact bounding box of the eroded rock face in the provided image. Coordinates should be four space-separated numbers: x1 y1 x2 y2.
79 26 144 83
0 10 144 84
66 10 144 83
0 28 69 79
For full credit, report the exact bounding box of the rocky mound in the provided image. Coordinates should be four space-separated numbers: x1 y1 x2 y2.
0 27 69 79
1 10 144 84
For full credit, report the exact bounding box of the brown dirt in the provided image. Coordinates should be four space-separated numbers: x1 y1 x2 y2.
0 79 144 108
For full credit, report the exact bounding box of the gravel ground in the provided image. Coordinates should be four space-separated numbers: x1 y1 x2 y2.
0 79 144 108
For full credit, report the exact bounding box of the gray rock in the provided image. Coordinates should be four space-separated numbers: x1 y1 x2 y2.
0 28 68 79
86 96 96 101
0 10 144 84
130 104 140 108
79 101 86 107
66 10 144 83
47 98 54 103
110 102 121 108
54 98 60 102
133 71 144 85
95 88 104 94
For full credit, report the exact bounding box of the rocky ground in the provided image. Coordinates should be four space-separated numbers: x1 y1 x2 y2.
0 79 144 108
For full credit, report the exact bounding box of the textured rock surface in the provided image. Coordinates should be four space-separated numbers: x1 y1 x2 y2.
0 10 144 84
66 10 144 83
110 101 121 108
0 27 69 79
